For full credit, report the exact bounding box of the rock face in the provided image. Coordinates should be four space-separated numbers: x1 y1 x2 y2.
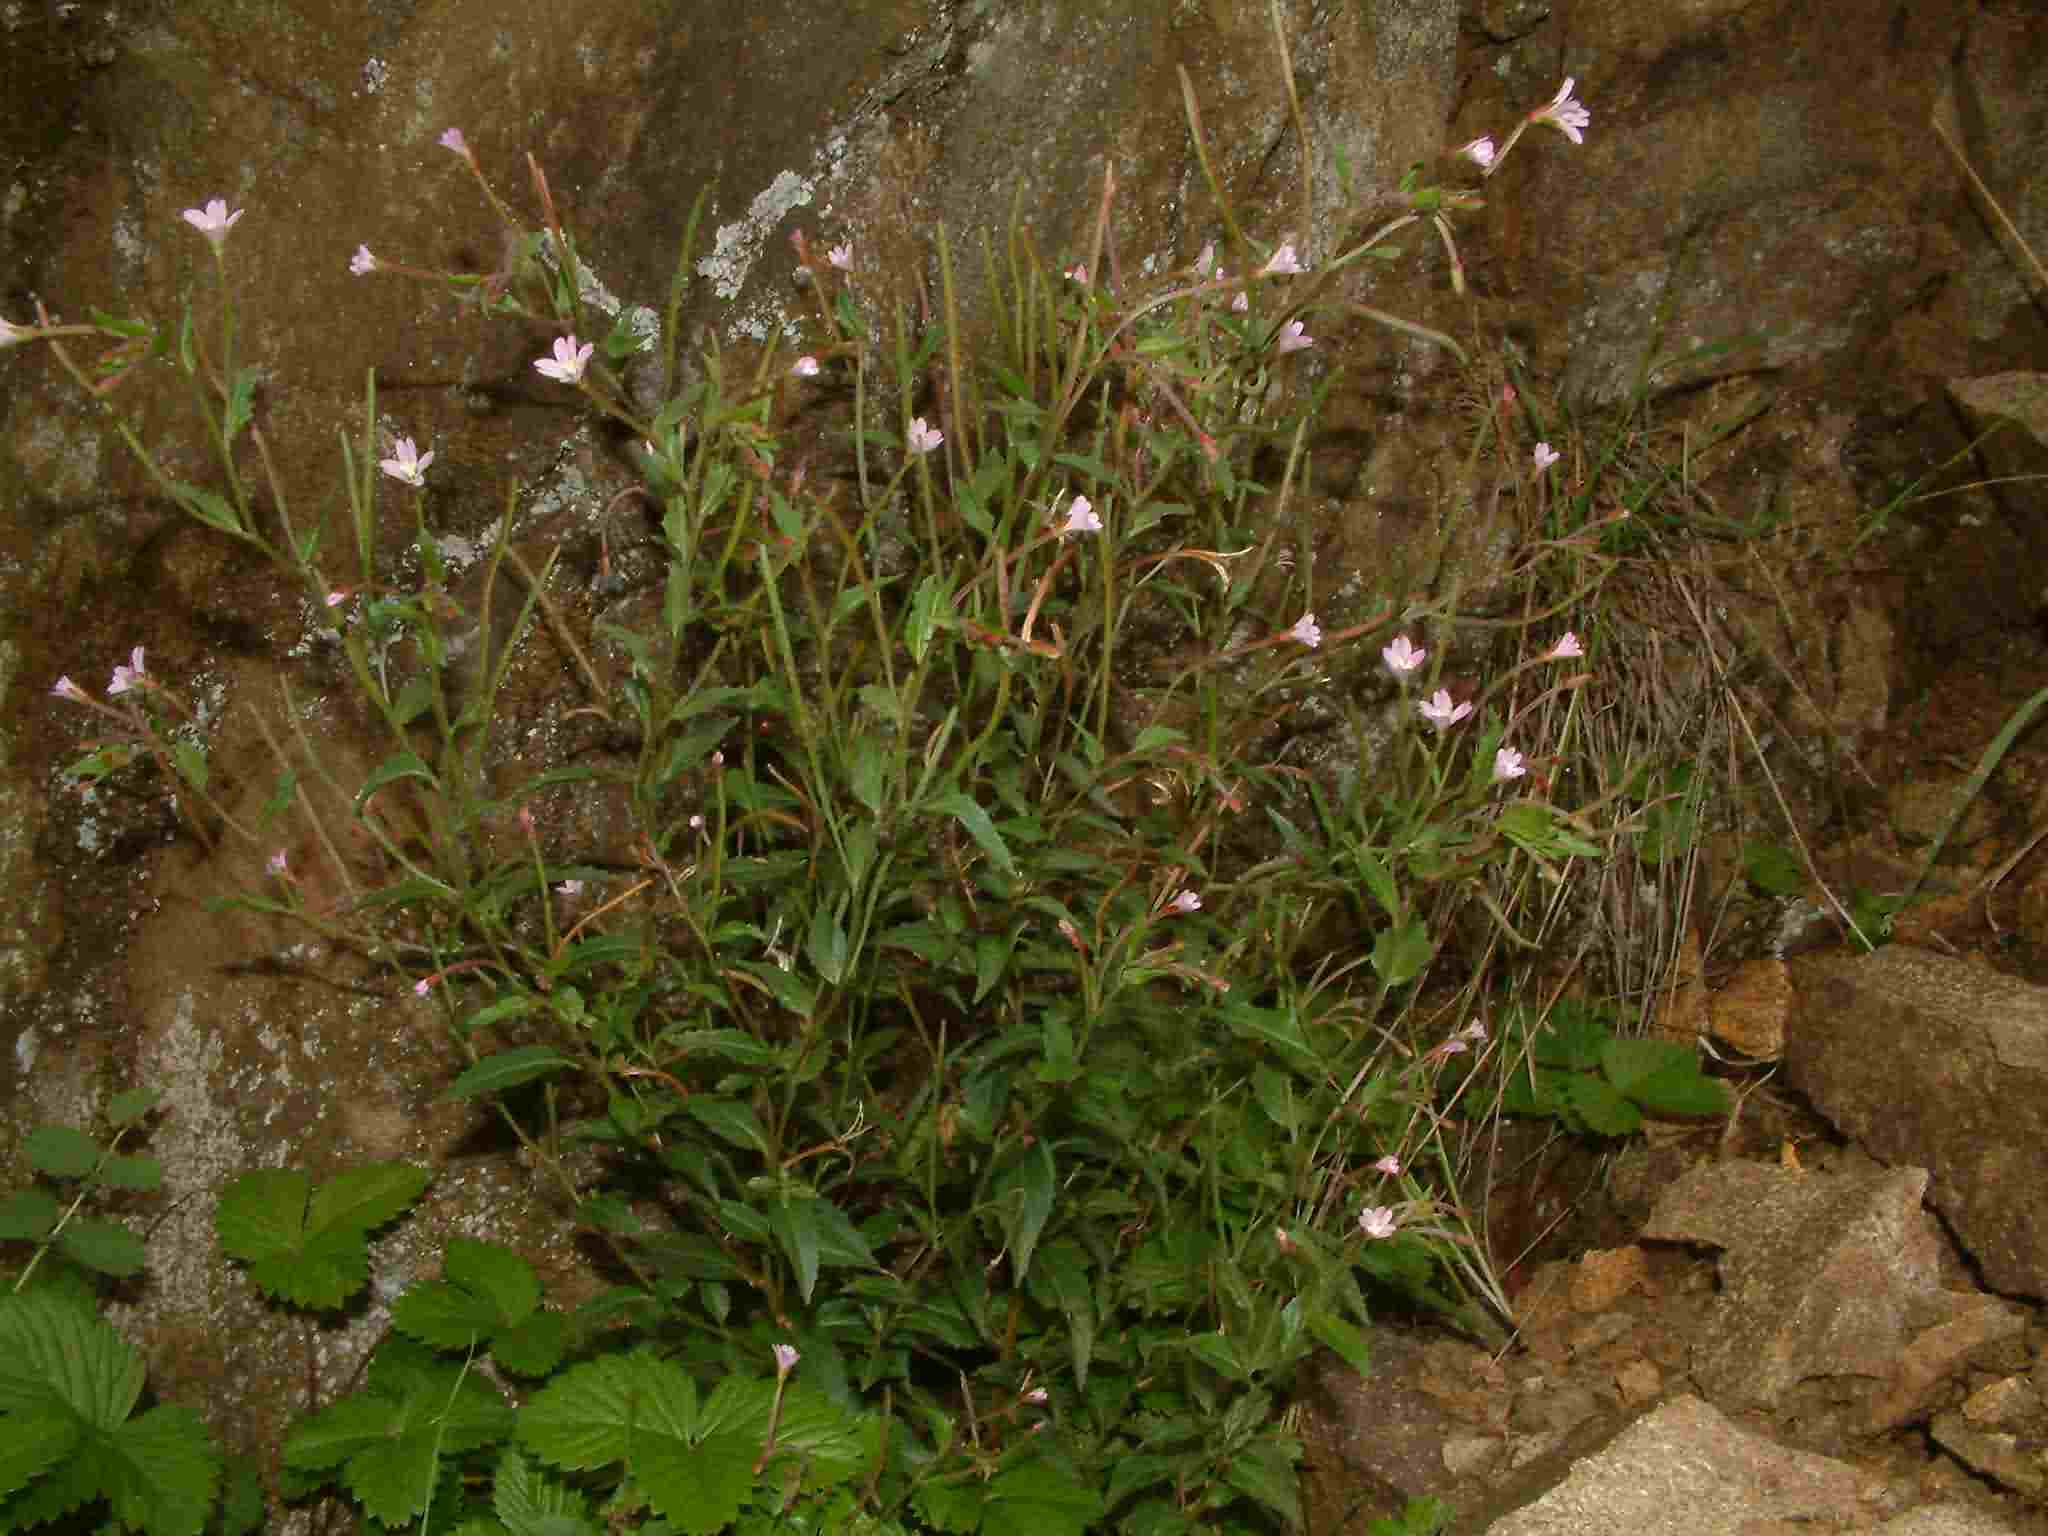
1787 947 2048 1300
1641 1160 2022 1431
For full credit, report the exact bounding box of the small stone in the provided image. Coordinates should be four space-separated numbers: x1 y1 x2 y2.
1710 957 1792 1060
1571 1246 1651 1311
1616 1358 1662 1407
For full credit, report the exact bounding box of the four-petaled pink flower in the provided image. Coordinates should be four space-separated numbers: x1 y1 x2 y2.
1261 243 1305 275
324 589 348 608
1382 634 1425 676
906 417 944 456
1549 630 1583 660
556 879 584 897
827 242 853 271
1418 689 1472 730
1493 746 1527 782
378 436 433 488
51 675 89 705
1290 612 1322 649
791 354 821 377
413 977 432 997
1459 1019 1488 1044
1358 1206 1399 1240
1064 263 1089 284
1530 77 1590 145
107 646 147 696
1532 441 1559 472
1456 136 1497 169
439 127 470 157
772 1343 801 1376
1 318 33 348
349 245 378 276
1060 495 1101 535
1231 289 1249 313
534 335 593 385
1275 319 1314 354
1372 1155 1402 1177
1166 889 1201 914
267 850 289 878
1024 1387 1049 1405
180 198 244 250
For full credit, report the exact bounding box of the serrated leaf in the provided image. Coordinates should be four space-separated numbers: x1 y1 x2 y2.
217 1164 427 1310
0 1189 61 1242
1602 1038 1730 1118
307 1162 431 1239
1369 920 1433 986
58 1218 147 1278
928 792 1016 877
630 1432 755 1536
493 1446 597 1536
1742 840 1806 897
102 1402 222 1536
0 1292 145 1428
490 1313 567 1378
518 1353 697 1471
684 1099 772 1158
446 1047 575 1101
392 1281 502 1353
1224 1437 1301 1526
0 1408 78 1501
25 1125 100 1180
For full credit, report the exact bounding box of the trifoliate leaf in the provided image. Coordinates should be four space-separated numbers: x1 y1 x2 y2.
216 1164 428 1310
492 1447 599 1536
24 1126 100 1180
518 1353 697 1471
630 1432 755 1536
101 1402 222 1536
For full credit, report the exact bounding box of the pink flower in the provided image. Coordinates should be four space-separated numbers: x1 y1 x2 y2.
1493 746 1527 782
1274 319 1314 354
1358 1206 1399 1240
438 127 470 157
556 879 584 897
1290 613 1322 649
1456 136 1497 169
906 417 944 456
1231 290 1248 313
1372 1155 1402 1177
325 590 349 608
534 335 594 385
1024 1387 1049 1405
1532 441 1559 472
1060 495 1101 535
106 646 147 696
1261 243 1305 276
378 436 433 487
1064 263 1089 284
827 242 853 271
1459 1019 1488 1044
1549 630 1583 660
1193 242 1216 274
1382 635 1425 675
772 1343 801 1376
1530 77 1590 145
791 354 821 378
1166 889 1201 914
51 675 89 705
180 198 244 250
348 245 378 276
413 977 432 997
267 851 289 878
1 318 33 347
1418 689 1472 730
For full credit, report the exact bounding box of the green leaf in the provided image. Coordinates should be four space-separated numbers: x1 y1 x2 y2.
222 368 259 443
1601 1038 1730 1118
58 1219 147 1279
1225 1437 1302 1526
0 1189 61 1242
768 1198 822 1304
25 1125 100 1180
102 1403 223 1536
490 1313 567 1378
95 1155 160 1194
0 1407 78 1503
519 1352 697 1469
445 1047 575 1101
1307 1310 1373 1378
0 1292 145 1428
216 1163 429 1309
684 1100 772 1158
105 1088 161 1128
170 481 243 537
993 1142 1055 1285
1370 921 1433 986
928 792 1016 878
1563 1074 1639 1137
355 752 441 806
492 1446 598 1536
905 574 955 664
169 741 208 792
806 908 849 985
1742 840 1806 897
980 1456 1104 1536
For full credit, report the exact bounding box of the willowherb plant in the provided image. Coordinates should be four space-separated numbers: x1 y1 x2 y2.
3 54 1671 1534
